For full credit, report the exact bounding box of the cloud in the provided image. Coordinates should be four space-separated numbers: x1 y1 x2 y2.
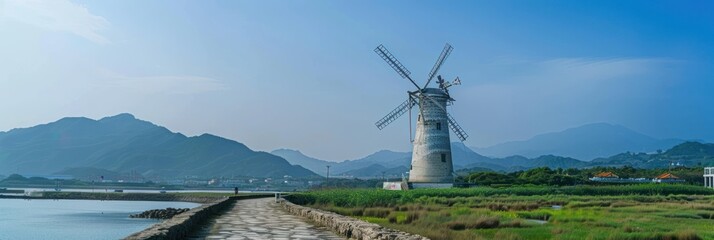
478 57 676 85
456 57 682 147
536 57 677 82
466 57 679 100
1 0 109 44
99 69 228 95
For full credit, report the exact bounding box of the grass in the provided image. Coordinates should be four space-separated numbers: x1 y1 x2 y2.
287 184 713 207
286 185 714 240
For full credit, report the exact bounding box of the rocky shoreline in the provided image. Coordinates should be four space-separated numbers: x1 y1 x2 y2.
130 208 191 219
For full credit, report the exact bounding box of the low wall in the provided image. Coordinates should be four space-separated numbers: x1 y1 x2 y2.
280 199 430 240
124 195 271 240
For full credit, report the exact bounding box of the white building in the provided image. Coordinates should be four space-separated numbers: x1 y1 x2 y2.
705 167 714 188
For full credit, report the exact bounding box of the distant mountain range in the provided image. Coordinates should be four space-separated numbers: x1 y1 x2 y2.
1 114 710 180
0 114 317 179
591 141 714 168
270 149 410 177
474 123 684 161
273 142 590 178
273 123 692 178
276 140 714 178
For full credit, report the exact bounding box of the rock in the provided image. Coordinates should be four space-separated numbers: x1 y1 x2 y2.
130 208 191 219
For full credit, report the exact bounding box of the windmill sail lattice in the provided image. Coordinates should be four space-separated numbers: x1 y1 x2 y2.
373 43 469 184
447 113 468 141
376 98 416 130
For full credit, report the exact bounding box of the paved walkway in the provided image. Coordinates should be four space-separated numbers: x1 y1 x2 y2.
190 198 344 240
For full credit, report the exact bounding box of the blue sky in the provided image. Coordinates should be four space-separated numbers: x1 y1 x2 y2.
0 0 712 160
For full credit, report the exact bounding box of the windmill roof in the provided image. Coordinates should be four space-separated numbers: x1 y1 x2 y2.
655 173 679 179
594 172 618 178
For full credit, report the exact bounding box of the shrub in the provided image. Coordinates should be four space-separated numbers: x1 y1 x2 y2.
611 201 637 208
658 213 702 219
446 222 466 230
363 208 391 218
405 211 421 224
623 225 641 233
500 219 526 228
674 229 701 240
516 211 552 221
471 216 500 229
493 230 523 240
568 200 611 208
487 202 540 211
695 212 714 219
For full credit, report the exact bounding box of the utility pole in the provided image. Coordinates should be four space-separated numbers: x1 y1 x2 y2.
326 165 331 184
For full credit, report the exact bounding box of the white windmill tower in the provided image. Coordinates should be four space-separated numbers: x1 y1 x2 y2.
374 43 468 186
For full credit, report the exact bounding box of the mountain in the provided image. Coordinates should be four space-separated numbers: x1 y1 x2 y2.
591 141 714 168
450 142 495 168
270 149 332 176
476 123 683 161
277 142 588 175
272 149 411 176
0 114 317 178
332 150 411 175
457 146 587 171
339 164 409 178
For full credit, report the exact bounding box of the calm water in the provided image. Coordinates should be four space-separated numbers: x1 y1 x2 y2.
0 199 199 240
4 188 280 195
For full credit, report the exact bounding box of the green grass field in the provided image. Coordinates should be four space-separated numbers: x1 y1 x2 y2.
286 185 714 240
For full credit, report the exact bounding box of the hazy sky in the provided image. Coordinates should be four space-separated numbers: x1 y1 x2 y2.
0 0 712 160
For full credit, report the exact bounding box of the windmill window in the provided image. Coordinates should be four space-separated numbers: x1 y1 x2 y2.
436 123 441 130
441 154 446 162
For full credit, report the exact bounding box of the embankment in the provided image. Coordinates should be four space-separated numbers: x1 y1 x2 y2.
1 192 237 203
280 199 429 240
125 195 271 240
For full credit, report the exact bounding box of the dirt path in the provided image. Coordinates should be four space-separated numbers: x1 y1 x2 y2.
190 198 343 240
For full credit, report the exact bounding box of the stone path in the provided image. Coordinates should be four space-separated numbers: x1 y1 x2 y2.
190 198 344 240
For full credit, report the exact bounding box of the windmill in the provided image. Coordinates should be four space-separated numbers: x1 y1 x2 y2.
374 43 468 184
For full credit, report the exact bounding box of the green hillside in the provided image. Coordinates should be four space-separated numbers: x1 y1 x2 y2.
0 114 317 178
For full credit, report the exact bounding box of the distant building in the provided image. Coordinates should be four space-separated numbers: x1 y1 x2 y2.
591 172 619 180
652 173 685 183
283 180 303 186
208 178 220 185
704 167 714 188
307 180 322 186
589 172 649 183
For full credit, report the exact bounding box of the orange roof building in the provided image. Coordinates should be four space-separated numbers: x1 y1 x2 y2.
594 172 619 178
653 172 685 183
655 173 679 179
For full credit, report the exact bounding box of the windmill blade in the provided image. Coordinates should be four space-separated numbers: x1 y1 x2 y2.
422 95 468 141
424 43 453 89
374 44 422 90
375 97 417 130
447 114 469 141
